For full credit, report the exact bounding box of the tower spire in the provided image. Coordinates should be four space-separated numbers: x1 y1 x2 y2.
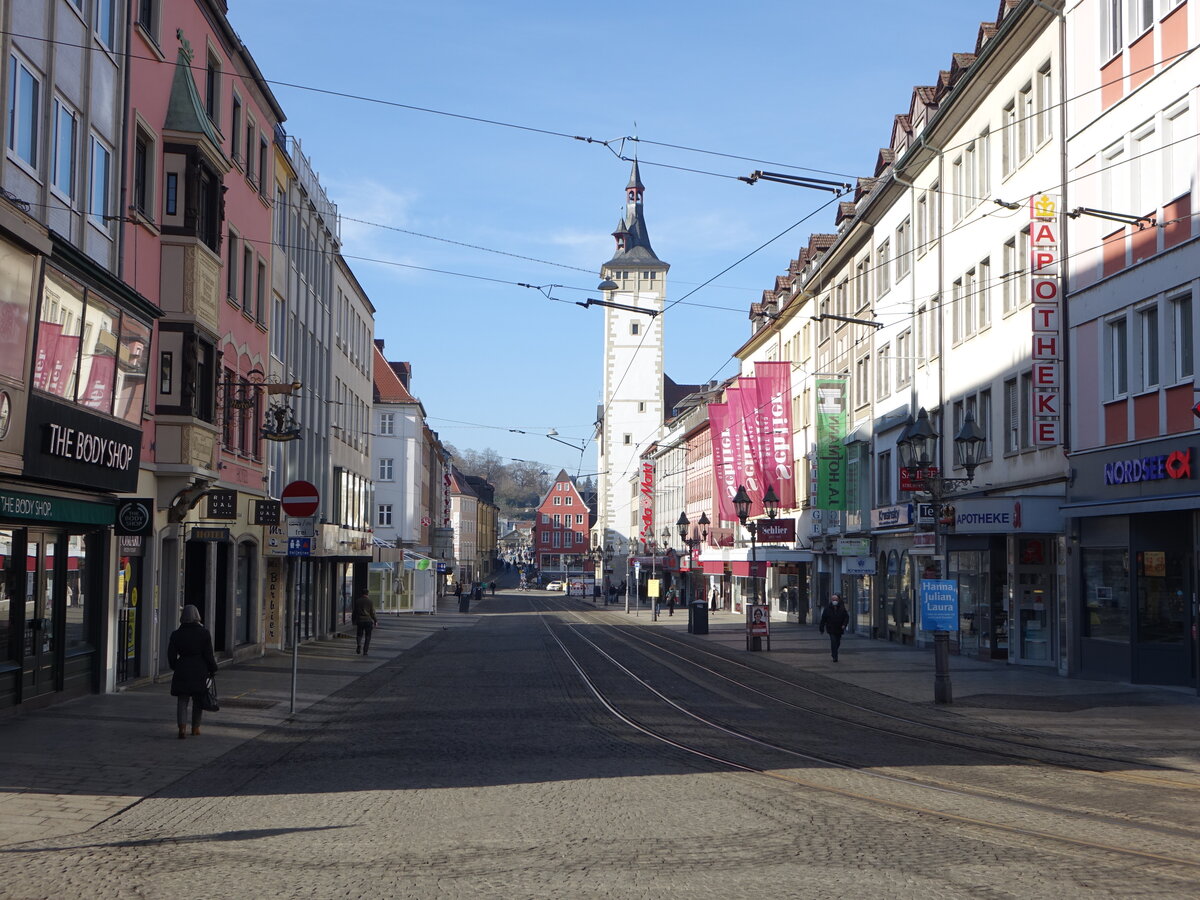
605 160 666 269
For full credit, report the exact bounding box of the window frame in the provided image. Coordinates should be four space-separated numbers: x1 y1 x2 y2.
51 96 78 201
7 53 42 172
88 134 113 228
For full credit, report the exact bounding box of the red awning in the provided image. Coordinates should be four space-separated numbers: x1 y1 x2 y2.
731 561 767 577
701 560 725 575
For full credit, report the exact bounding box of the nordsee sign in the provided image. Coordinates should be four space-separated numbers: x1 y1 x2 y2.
920 579 959 631
1103 448 1192 485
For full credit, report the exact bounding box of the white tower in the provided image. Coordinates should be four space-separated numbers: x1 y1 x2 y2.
595 161 669 571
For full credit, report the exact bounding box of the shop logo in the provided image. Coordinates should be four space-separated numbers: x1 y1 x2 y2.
116 498 154 536
1104 448 1193 485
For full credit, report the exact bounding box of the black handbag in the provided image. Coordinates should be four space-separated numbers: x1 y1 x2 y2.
200 676 220 712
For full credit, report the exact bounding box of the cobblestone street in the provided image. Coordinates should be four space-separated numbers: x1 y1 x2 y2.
2 594 1199 899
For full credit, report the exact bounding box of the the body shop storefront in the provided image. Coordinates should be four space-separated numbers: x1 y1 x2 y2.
1066 441 1198 688
0 246 151 711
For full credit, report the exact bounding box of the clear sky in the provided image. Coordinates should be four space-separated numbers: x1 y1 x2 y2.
227 0 997 476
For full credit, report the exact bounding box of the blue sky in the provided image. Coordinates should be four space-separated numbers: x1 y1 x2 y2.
228 1 996 475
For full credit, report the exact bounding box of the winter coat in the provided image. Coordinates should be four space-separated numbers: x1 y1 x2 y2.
352 595 377 625
168 622 218 697
818 603 850 636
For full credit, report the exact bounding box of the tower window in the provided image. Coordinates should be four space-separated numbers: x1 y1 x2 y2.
623 434 632 445
638 401 645 412
631 322 640 335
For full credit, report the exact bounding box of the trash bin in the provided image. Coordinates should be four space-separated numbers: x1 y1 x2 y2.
689 600 709 635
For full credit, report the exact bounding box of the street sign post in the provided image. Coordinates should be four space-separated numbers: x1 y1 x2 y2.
280 481 319 715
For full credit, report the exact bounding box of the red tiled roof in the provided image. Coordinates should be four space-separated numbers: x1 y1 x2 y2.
373 344 416 403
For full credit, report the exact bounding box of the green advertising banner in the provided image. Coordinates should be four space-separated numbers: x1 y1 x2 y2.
815 376 849 510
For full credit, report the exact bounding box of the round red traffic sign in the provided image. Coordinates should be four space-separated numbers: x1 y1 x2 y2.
281 480 320 517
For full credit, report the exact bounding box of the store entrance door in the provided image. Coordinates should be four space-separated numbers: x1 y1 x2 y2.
1012 536 1056 666
21 532 63 700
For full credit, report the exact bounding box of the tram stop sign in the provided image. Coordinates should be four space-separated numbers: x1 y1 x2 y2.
280 480 320 518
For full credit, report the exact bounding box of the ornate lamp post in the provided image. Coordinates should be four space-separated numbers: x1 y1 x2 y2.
895 407 986 704
732 485 780 608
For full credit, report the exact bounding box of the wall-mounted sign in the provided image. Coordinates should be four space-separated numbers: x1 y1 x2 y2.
118 534 145 556
24 395 141 493
871 504 913 529
1103 448 1192 485
842 556 876 575
115 497 154 536
836 537 871 556
205 490 237 520
0 391 10 441
900 466 939 493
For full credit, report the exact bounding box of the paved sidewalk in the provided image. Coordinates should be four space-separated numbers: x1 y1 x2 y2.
0 604 479 848
632 606 1200 768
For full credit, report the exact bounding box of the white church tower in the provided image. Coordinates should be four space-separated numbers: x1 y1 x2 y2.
595 161 669 577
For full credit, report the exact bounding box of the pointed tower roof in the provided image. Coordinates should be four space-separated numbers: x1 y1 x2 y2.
604 161 668 270
163 38 223 150
627 159 645 191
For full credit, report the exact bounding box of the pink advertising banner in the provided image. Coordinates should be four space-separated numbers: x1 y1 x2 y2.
727 385 763 518
32 322 61 392
708 402 737 523
81 354 116 411
753 361 795 508
638 460 655 545
46 334 79 399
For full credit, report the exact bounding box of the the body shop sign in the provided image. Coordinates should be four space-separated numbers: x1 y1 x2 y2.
24 394 141 493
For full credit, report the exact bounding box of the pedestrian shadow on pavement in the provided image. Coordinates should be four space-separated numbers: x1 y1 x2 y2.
0 824 354 854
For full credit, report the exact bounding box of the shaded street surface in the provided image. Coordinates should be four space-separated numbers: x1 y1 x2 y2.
2 587 1200 899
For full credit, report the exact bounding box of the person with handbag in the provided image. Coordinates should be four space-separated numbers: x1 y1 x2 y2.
352 592 378 655
167 604 218 739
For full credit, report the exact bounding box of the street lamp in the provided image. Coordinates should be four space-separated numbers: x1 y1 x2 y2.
546 428 588 452
734 485 779 651
895 406 986 704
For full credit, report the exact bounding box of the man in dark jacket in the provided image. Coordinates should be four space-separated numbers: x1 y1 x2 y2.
168 604 218 739
818 594 851 662
352 592 378 655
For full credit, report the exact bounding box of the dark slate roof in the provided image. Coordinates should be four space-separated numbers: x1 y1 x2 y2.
664 374 701 421
604 161 668 270
627 160 645 191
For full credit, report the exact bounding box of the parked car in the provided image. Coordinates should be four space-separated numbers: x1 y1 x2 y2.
545 581 565 591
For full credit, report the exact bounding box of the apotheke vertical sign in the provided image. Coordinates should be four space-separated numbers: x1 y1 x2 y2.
1030 193 1061 446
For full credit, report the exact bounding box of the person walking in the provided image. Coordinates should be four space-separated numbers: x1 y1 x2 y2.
666 588 677 617
490 581 496 596
818 594 851 662
352 592 378 656
168 604 218 739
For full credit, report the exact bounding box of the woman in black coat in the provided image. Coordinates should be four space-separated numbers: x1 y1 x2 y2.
168 604 218 739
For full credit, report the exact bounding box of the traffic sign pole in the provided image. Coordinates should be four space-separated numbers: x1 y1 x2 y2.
280 482 319 715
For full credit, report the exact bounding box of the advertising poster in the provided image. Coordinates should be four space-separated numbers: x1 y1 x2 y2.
708 402 737 522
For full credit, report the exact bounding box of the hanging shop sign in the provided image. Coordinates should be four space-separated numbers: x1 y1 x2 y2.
115 497 154 536
253 500 281 525
205 490 237 520
757 518 796 543
1030 193 1061 447
815 376 849 510
638 461 655 544
191 526 230 542
842 556 876 575
836 537 871 556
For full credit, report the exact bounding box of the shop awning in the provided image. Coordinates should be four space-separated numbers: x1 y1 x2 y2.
701 560 725 575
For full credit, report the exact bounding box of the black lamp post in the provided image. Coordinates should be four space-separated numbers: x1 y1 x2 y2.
895 406 986 704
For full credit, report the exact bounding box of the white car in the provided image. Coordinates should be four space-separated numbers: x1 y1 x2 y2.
544 581 565 591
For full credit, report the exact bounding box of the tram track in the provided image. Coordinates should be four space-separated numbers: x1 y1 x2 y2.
532 598 1200 874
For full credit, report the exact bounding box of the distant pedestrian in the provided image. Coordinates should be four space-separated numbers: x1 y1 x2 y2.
490 581 496 596
667 589 677 617
168 604 218 739
711 589 719 612
454 582 463 600
352 592 378 656
818 594 850 662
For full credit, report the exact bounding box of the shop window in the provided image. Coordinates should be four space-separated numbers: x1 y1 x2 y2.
1082 548 1130 641
79 294 121 414
0 242 35 382
114 315 150 424
64 535 91 653
1136 548 1186 642
33 269 85 399
0 530 15 665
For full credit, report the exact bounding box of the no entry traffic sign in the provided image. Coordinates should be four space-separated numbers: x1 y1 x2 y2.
280 480 320 518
